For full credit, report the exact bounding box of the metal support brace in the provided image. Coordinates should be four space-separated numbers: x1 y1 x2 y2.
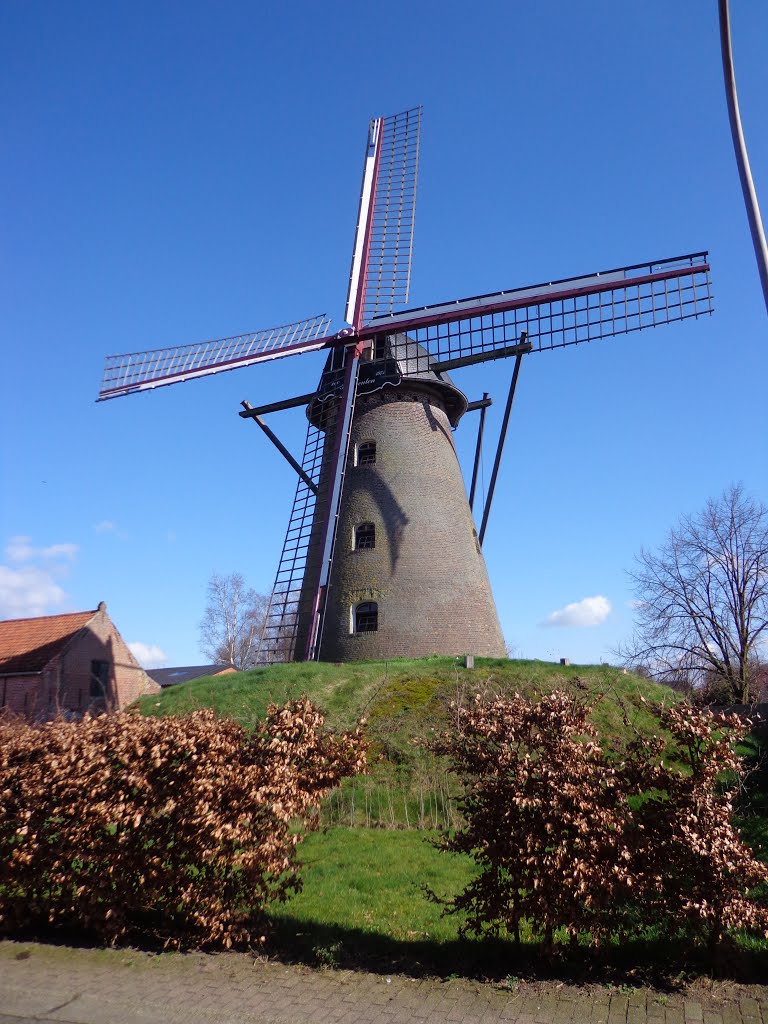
465 396 493 413
478 337 527 545
239 392 316 417
241 401 318 495
469 392 489 512
432 340 532 374
719 0 768 316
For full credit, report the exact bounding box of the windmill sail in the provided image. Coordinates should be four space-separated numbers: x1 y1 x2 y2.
257 351 359 663
345 107 421 328
98 315 332 401
364 253 712 368
256 412 332 663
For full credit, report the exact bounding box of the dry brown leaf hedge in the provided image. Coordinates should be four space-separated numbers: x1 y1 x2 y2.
431 690 768 951
0 699 366 949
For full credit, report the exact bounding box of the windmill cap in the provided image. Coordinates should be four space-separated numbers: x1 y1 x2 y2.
386 333 468 426
310 332 468 427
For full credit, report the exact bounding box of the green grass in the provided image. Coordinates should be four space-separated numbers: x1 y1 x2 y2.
136 655 675 745
269 827 768 983
270 828 475 946
269 827 532 976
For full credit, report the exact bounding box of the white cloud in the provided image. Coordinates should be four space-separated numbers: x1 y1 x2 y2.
541 595 612 628
93 521 128 540
0 565 68 618
129 642 169 669
6 535 78 563
0 535 79 618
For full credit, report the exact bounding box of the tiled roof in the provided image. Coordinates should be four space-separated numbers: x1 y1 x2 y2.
147 664 237 687
0 610 97 674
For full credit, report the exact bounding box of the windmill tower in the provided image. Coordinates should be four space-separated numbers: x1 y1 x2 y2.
292 332 506 661
98 107 713 663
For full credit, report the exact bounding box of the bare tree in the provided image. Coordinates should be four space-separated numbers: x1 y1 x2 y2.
618 485 768 704
199 572 269 670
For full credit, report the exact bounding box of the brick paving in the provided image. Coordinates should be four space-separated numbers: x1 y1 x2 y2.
0 941 766 1024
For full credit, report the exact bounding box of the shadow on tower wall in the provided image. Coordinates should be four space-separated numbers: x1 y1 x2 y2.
351 469 409 573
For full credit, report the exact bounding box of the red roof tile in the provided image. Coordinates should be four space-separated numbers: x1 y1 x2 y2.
0 610 97 674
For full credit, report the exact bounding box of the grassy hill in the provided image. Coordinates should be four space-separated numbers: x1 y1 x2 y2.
136 655 673 732
136 656 676 829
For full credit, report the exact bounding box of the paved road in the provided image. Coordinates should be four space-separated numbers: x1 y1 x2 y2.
1 941 767 1024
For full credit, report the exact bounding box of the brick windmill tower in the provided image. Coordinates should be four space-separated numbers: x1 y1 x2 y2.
98 107 713 663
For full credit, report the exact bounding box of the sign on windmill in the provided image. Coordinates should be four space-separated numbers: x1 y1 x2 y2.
98 107 713 665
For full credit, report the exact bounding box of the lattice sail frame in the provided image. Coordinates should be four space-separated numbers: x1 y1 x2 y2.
98 315 331 400
256 411 333 664
345 107 421 328
257 376 357 664
361 107 421 322
362 253 712 366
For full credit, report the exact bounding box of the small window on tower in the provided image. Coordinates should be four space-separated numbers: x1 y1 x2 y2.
354 523 375 550
354 602 378 633
357 441 376 466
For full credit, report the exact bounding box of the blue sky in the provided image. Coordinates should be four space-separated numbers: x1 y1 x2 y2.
2 0 766 668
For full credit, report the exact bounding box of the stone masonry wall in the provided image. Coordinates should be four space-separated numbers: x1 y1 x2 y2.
319 384 506 660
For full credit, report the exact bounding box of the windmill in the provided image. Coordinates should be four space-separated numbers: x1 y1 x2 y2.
98 107 713 663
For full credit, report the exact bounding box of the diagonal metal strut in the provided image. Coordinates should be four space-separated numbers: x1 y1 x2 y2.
469 393 490 512
241 401 318 495
478 336 528 546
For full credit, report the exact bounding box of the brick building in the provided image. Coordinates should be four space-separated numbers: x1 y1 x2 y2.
0 602 159 721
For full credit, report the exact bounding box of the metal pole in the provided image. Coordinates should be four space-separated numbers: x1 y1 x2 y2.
238 391 316 417
478 352 525 546
469 392 489 512
465 397 493 413
718 0 768 315
432 340 531 373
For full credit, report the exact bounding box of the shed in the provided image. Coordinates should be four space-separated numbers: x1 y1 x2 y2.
147 664 237 688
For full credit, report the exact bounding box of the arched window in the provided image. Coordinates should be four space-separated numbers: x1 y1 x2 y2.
354 522 375 550
356 441 376 466
354 601 378 633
